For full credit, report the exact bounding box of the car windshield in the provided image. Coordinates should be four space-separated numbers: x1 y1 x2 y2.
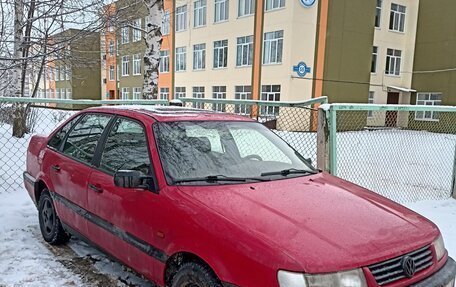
154 121 316 185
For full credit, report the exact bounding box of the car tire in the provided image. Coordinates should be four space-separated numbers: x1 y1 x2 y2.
171 262 223 287
38 190 70 245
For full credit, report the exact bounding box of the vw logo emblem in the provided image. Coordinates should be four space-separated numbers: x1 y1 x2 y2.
401 256 416 278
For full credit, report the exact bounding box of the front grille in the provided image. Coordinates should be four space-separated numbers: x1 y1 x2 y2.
368 245 434 286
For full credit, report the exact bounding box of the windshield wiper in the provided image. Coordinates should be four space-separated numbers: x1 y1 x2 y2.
172 175 270 184
260 168 318 177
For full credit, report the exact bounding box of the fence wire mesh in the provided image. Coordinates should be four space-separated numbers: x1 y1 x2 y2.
332 107 456 203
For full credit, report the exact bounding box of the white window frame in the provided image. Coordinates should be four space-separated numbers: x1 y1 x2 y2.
66 88 72 99
109 65 115 81
133 54 141 75
162 10 170 35
367 91 375 118
60 88 66 99
389 3 406 32
213 40 228 69
176 5 188 32
238 0 254 17
160 87 170 100
192 86 205 109
193 43 206 70
133 87 142 100
56 88 60 99
175 87 186 99
109 40 115 55
415 93 442 121
385 48 401 76
55 67 60 82
263 30 283 64
121 87 130 100
236 35 253 66
176 47 186 72
122 55 130 76
160 50 170 73
132 18 142 42
121 26 129 44
371 46 378 73
214 0 229 23
212 86 226 112
59 66 65 81
265 0 285 11
194 0 207 27
235 85 252 115
375 0 382 28
260 85 281 116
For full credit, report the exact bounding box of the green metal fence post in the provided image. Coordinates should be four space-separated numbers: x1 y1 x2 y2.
452 144 456 199
328 106 338 176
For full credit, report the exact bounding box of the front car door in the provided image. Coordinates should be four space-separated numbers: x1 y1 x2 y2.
86 116 164 280
46 113 113 236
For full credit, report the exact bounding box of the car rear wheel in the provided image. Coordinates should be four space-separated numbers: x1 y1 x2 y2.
171 262 222 287
38 190 70 245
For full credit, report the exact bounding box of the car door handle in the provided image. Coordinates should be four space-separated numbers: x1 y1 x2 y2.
51 165 61 172
88 184 103 193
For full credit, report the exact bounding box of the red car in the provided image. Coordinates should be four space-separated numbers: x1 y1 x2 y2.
24 106 455 287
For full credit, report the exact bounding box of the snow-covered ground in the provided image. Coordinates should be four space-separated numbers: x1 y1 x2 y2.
0 107 455 286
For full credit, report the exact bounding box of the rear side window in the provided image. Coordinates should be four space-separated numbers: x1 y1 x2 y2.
99 118 151 175
62 114 112 164
48 116 81 150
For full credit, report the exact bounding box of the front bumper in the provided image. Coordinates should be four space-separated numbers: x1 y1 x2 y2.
411 257 456 287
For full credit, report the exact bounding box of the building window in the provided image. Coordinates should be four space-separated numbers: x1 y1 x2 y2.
368 91 375 118
131 87 141 99
176 5 188 32
261 85 281 116
122 55 130 76
109 40 115 55
235 85 252 115
238 0 254 17
194 0 206 27
59 66 65 81
389 3 406 32
55 67 59 82
176 47 187 71
385 48 401 76
192 86 205 109
160 50 170 73
213 40 228 68
175 87 186 99
263 30 283 64
121 26 129 44
265 0 285 11
56 88 60 99
109 65 115 81
60 88 66 99
132 18 142 42
371 46 378 73
65 65 71 80
160 87 170 100
212 86 226 112
162 11 170 35
215 0 229 23
133 54 142 75
236 35 253 66
117 65 120 80
121 87 130 99
193 43 206 70
415 93 442 121
66 88 72 99
375 0 382 28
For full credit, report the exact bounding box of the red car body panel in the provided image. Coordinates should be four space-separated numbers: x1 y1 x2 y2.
24 106 452 287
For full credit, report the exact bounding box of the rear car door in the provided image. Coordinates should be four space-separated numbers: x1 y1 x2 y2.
46 113 112 236
86 116 163 280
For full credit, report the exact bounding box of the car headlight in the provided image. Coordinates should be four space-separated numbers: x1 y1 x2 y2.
434 234 446 261
278 269 367 287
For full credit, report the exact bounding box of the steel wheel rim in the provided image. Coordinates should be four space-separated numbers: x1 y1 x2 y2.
41 198 55 236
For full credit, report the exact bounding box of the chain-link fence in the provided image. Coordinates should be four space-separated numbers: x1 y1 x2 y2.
320 104 456 203
0 96 327 193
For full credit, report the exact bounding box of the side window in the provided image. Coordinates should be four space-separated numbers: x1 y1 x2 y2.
62 114 112 164
48 115 81 150
99 118 151 175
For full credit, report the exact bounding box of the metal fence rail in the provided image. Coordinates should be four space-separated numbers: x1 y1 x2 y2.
321 103 456 203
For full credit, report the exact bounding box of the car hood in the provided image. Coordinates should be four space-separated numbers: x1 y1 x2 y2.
177 172 440 273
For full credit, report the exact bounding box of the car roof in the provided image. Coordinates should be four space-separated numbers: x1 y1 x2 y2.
85 105 254 122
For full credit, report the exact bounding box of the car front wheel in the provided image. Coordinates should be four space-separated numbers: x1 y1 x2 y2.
38 190 70 245
171 262 222 287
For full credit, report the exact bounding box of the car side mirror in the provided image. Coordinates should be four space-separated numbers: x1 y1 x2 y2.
114 170 155 192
